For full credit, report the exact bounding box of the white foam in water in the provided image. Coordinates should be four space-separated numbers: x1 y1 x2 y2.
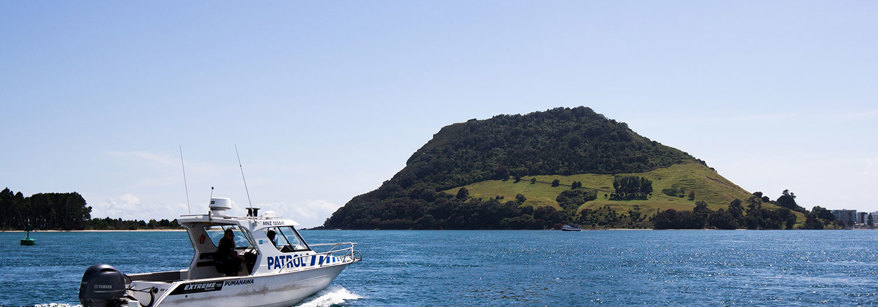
297 285 362 307
32 287 359 307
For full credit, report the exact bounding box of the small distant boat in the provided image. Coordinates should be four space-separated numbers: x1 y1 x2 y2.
20 225 35 245
561 224 582 231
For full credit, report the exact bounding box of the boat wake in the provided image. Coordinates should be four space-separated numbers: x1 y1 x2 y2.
32 287 359 307
32 286 360 307
297 285 362 307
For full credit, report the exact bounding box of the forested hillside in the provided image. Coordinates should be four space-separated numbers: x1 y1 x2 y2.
393 107 697 191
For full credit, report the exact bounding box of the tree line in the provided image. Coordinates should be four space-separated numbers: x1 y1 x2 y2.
652 191 836 230
325 177 661 230
0 188 91 230
0 188 182 230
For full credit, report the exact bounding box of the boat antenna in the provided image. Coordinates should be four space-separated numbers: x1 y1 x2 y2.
179 146 191 214
234 144 254 211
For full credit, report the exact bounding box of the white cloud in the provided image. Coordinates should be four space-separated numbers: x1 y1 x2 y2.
255 200 342 228
107 151 179 167
89 194 341 228
834 109 878 121
91 193 141 219
107 150 225 176
91 193 188 221
94 150 350 226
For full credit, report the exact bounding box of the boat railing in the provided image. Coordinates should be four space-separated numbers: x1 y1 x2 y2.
308 242 361 265
276 242 361 273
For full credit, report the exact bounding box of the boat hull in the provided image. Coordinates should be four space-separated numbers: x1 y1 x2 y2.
140 263 351 307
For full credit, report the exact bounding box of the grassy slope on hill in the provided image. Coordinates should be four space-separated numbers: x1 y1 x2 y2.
443 161 801 222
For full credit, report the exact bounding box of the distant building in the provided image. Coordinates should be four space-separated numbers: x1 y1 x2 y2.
869 211 878 225
832 210 857 226
858 212 869 224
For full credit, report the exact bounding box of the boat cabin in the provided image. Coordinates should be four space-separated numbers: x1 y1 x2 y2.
129 198 326 283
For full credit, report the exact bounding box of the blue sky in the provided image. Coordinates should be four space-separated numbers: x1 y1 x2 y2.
2 1 876 227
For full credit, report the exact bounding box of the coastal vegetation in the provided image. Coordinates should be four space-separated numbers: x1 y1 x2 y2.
653 191 838 230
0 188 181 230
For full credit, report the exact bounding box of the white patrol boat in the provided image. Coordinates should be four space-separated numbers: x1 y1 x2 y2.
78 197 360 307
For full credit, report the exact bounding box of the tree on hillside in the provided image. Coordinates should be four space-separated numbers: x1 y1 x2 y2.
776 189 806 212
610 176 653 200
801 206 835 230
728 199 744 219
530 178 536 184
810 206 835 221
776 208 796 229
456 187 469 200
551 179 560 187
653 209 703 229
746 196 762 213
708 209 737 229
556 190 597 215
802 205 835 230
693 201 710 220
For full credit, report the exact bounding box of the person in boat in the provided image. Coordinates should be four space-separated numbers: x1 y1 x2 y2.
266 229 294 253
215 228 243 276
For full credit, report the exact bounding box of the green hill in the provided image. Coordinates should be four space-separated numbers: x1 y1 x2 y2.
390 106 696 191
324 107 800 230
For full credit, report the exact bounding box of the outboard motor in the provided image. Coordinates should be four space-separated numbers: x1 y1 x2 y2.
79 264 130 307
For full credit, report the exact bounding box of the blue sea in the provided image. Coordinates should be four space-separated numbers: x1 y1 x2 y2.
3 230 878 306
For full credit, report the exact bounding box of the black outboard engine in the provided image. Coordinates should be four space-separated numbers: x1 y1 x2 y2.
79 264 130 307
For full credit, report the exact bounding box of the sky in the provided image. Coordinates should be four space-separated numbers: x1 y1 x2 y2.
1 1 876 227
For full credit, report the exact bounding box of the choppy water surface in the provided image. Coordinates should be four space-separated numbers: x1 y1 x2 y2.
3 230 878 306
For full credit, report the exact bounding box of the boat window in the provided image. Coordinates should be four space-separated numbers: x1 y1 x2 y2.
265 226 309 252
203 225 254 249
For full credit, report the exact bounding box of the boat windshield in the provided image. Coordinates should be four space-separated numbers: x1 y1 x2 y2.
204 225 254 249
264 226 309 252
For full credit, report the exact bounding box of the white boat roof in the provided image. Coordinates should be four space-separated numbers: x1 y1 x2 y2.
177 213 300 228
177 198 300 229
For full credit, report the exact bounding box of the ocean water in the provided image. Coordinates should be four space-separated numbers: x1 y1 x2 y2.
3 230 878 306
